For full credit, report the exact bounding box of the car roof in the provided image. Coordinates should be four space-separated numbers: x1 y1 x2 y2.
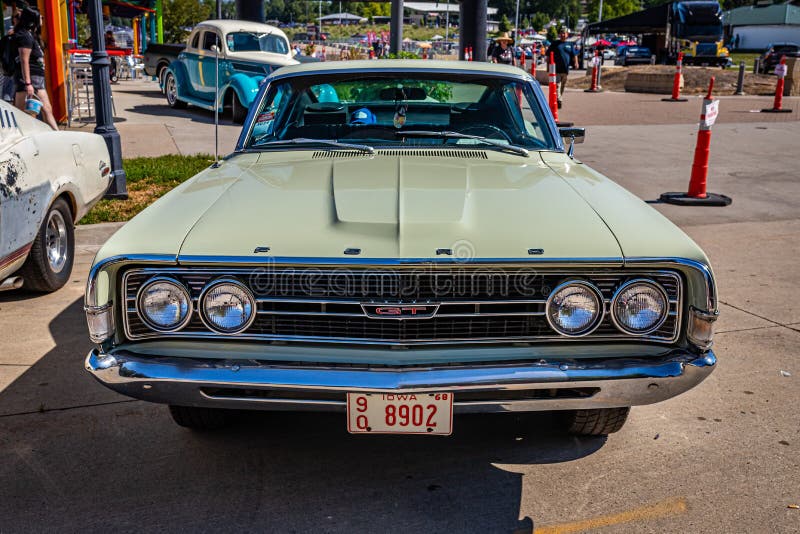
269 59 529 79
195 19 288 37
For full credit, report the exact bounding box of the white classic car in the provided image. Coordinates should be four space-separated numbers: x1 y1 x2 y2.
0 100 111 292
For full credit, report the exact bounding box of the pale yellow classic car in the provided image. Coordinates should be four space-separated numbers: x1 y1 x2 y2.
85 61 717 437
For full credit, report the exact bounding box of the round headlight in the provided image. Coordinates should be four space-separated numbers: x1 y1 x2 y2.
612 280 669 335
137 277 192 332
546 281 604 336
200 279 256 334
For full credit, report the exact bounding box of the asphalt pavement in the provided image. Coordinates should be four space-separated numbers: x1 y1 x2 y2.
2 77 798 533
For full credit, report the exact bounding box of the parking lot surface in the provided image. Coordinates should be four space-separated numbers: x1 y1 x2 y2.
1 78 798 533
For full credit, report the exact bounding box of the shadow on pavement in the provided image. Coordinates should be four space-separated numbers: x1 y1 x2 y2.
126 104 236 126
0 297 607 533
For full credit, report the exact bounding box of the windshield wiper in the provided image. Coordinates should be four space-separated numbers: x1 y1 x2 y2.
252 138 375 154
395 130 529 157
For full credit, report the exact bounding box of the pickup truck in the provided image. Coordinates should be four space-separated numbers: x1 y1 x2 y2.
143 42 185 87
160 20 298 122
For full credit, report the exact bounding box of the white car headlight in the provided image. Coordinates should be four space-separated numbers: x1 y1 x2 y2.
137 277 192 332
200 279 256 334
611 280 669 335
546 281 604 336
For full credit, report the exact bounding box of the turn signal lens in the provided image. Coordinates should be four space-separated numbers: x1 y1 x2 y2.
688 307 718 350
546 282 604 336
612 280 669 335
200 280 255 334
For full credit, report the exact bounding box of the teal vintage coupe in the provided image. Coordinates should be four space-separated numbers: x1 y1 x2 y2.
86 61 718 437
163 20 298 123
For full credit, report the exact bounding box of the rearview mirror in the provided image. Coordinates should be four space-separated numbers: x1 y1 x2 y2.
559 127 585 144
378 87 427 101
559 127 585 158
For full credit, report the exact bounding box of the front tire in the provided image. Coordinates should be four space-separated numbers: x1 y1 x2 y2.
231 93 247 124
564 407 630 436
168 405 231 431
164 72 187 109
19 198 74 292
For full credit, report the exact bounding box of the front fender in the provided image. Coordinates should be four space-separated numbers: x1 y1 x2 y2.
166 60 191 100
224 73 263 110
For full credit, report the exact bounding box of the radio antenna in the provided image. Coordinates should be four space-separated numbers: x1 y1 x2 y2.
212 41 220 168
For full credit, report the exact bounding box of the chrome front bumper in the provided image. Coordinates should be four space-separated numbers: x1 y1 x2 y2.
86 348 716 413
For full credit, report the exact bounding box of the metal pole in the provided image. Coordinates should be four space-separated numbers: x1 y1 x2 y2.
213 42 220 167
87 0 127 199
515 0 520 41
390 0 403 55
734 60 745 95
216 0 221 19
598 0 604 22
445 0 450 47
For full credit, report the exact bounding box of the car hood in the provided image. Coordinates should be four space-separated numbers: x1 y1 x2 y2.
175 151 624 262
228 51 299 67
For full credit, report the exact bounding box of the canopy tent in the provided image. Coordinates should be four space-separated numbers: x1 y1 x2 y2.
585 3 671 35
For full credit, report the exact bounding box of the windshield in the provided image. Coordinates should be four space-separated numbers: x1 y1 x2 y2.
226 31 289 54
244 73 556 152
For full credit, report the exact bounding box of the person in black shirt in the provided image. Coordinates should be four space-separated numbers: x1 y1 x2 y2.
490 32 516 66
545 30 578 109
13 6 58 129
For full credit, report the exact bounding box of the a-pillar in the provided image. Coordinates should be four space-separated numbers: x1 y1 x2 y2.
390 0 403 55
459 0 487 61
235 0 264 23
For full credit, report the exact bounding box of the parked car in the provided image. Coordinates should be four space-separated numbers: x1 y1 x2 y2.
0 101 110 292
143 42 186 89
615 46 654 66
758 42 800 74
85 60 718 437
162 20 299 123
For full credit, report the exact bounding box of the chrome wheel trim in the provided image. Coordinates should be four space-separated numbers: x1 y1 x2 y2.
166 74 177 105
45 209 68 273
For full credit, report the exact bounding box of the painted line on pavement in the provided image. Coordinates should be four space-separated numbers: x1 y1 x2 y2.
533 496 687 534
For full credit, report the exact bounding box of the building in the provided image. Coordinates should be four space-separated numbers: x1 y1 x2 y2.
402 1 499 31
318 13 367 25
724 3 800 51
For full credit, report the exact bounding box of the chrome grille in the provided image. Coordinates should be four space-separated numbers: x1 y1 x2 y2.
122 268 682 345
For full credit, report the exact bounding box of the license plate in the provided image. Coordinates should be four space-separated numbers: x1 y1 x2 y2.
346 392 453 435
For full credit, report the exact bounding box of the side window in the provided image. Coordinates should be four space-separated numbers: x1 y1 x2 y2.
251 84 293 142
190 31 200 50
202 31 220 51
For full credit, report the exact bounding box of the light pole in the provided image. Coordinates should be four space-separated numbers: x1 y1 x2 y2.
86 0 127 198
515 0 520 40
598 0 604 22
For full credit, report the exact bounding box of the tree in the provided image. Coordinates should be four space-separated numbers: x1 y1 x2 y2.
162 0 214 42
546 25 558 41
586 0 641 22
499 14 511 32
531 12 550 32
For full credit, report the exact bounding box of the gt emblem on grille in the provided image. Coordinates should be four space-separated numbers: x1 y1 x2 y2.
361 304 440 320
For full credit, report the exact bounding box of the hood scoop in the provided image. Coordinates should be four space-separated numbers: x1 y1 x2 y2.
312 149 488 159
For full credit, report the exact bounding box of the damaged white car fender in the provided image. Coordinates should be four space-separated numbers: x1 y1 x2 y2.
0 100 111 292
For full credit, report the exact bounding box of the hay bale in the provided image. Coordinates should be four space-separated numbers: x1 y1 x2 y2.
625 72 683 94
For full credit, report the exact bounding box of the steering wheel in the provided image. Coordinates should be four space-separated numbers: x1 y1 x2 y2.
457 124 513 143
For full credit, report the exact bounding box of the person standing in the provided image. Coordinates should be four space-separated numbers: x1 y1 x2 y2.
1 10 20 103
490 32 516 66
13 6 58 129
546 29 578 109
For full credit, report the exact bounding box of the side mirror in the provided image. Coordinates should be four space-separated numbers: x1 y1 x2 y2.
559 127 585 158
210 45 219 53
